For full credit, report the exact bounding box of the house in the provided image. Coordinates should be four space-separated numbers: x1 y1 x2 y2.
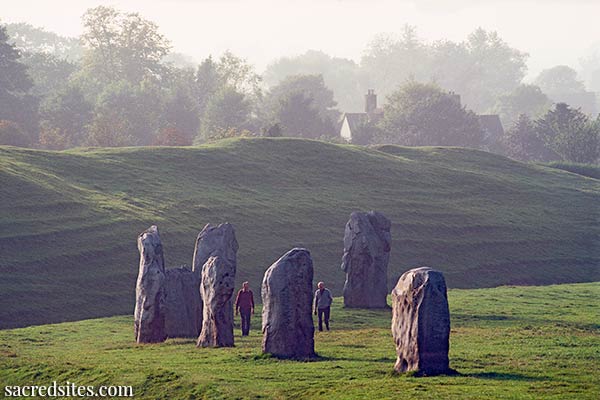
340 89 504 146
340 89 383 142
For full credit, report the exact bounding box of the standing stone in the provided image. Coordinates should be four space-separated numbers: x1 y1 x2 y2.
341 211 391 308
134 225 167 343
164 266 202 338
262 248 315 358
391 267 451 375
197 256 236 347
192 223 238 279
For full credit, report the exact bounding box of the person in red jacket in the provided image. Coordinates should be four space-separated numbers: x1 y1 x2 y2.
234 281 255 336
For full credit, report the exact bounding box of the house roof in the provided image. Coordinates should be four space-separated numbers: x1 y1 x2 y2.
343 113 369 133
478 115 504 138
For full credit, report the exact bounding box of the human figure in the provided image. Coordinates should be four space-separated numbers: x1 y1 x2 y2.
313 281 333 331
234 281 255 336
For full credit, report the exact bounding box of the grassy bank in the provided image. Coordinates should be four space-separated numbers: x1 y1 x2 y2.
0 282 598 399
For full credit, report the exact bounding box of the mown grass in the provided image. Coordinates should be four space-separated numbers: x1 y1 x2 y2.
0 138 598 328
0 283 598 399
540 161 600 180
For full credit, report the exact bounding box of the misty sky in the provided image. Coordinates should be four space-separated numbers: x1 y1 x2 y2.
3 0 600 79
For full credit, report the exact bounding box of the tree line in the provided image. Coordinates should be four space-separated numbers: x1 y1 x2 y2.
0 6 597 164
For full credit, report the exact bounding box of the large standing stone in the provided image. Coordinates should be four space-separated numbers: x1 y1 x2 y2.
391 267 451 375
262 248 315 358
164 266 202 338
134 225 167 343
197 256 236 347
341 211 391 308
192 223 238 279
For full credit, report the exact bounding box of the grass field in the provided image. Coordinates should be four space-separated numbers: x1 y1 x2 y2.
0 138 598 328
1 282 598 399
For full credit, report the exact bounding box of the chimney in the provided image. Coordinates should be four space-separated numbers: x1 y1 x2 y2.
365 89 377 114
448 91 461 106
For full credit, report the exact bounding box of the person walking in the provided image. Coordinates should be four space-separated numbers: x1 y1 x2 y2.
313 281 333 331
235 281 255 336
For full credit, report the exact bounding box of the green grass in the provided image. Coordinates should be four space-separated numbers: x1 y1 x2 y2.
540 161 600 180
0 138 598 328
1 283 598 399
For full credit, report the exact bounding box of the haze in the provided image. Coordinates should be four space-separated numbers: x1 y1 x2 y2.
3 0 600 78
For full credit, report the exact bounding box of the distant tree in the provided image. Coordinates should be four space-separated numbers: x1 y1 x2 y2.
20 52 77 97
87 80 163 146
493 84 552 127
198 86 252 141
501 114 552 161
458 28 528 112
361 26 432 102
80 6 170 85
5 22 83 61
264 50 362 112
534 66 585 95
377 82 483 147
0 120 30 147
160 86 200 143
217 51 262 99
153 126 192 146
266 74 339 138
193 56 221 114
39 85 93 149
536 103 599 163
0 25 38 142
263 123 282 137
271 92 336 139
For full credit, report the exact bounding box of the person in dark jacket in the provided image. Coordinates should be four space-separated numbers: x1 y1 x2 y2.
235 281 255 336
313 281 333 331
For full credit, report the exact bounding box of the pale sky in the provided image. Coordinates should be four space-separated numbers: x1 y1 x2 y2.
2 0 600 79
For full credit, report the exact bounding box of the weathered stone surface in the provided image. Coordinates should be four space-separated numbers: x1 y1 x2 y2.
391 267 451 375
164 266 202 338
341 211 391 308
262 248 315 358
197 256 236 347
134 225 167 343
192 223 238 279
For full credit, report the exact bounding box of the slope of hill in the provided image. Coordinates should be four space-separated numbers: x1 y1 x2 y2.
1 283 598 399
0 138 598 328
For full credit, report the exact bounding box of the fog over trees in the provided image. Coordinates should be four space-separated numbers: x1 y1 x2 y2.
0 5 598 163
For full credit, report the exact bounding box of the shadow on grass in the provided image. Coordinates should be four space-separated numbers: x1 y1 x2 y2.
465 372 547 381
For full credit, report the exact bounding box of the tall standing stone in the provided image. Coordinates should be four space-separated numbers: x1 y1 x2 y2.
164 266 202 338
391 267 451 375
134 225 167 343
194 223 238 348
192 223 238 279
262 248 315 358
197 256 236 347
341 211 391 308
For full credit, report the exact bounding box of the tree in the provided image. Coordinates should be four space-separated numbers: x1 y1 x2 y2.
0 25 38 142
0 120 30 147
39 85 93 149
193 56 221 115
377 82 483 147
501 114 552 161
270 92 336 139
160 84 200 143
80 6 170 85
536 103 599 163
198 86 252 141
264 50 362 111
361 26 432 103
21 52 77 97
265 74 339 138
217 51 262 99
493 84 552 127
535 66 585 95
5 22 83 61
87 80 163 146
